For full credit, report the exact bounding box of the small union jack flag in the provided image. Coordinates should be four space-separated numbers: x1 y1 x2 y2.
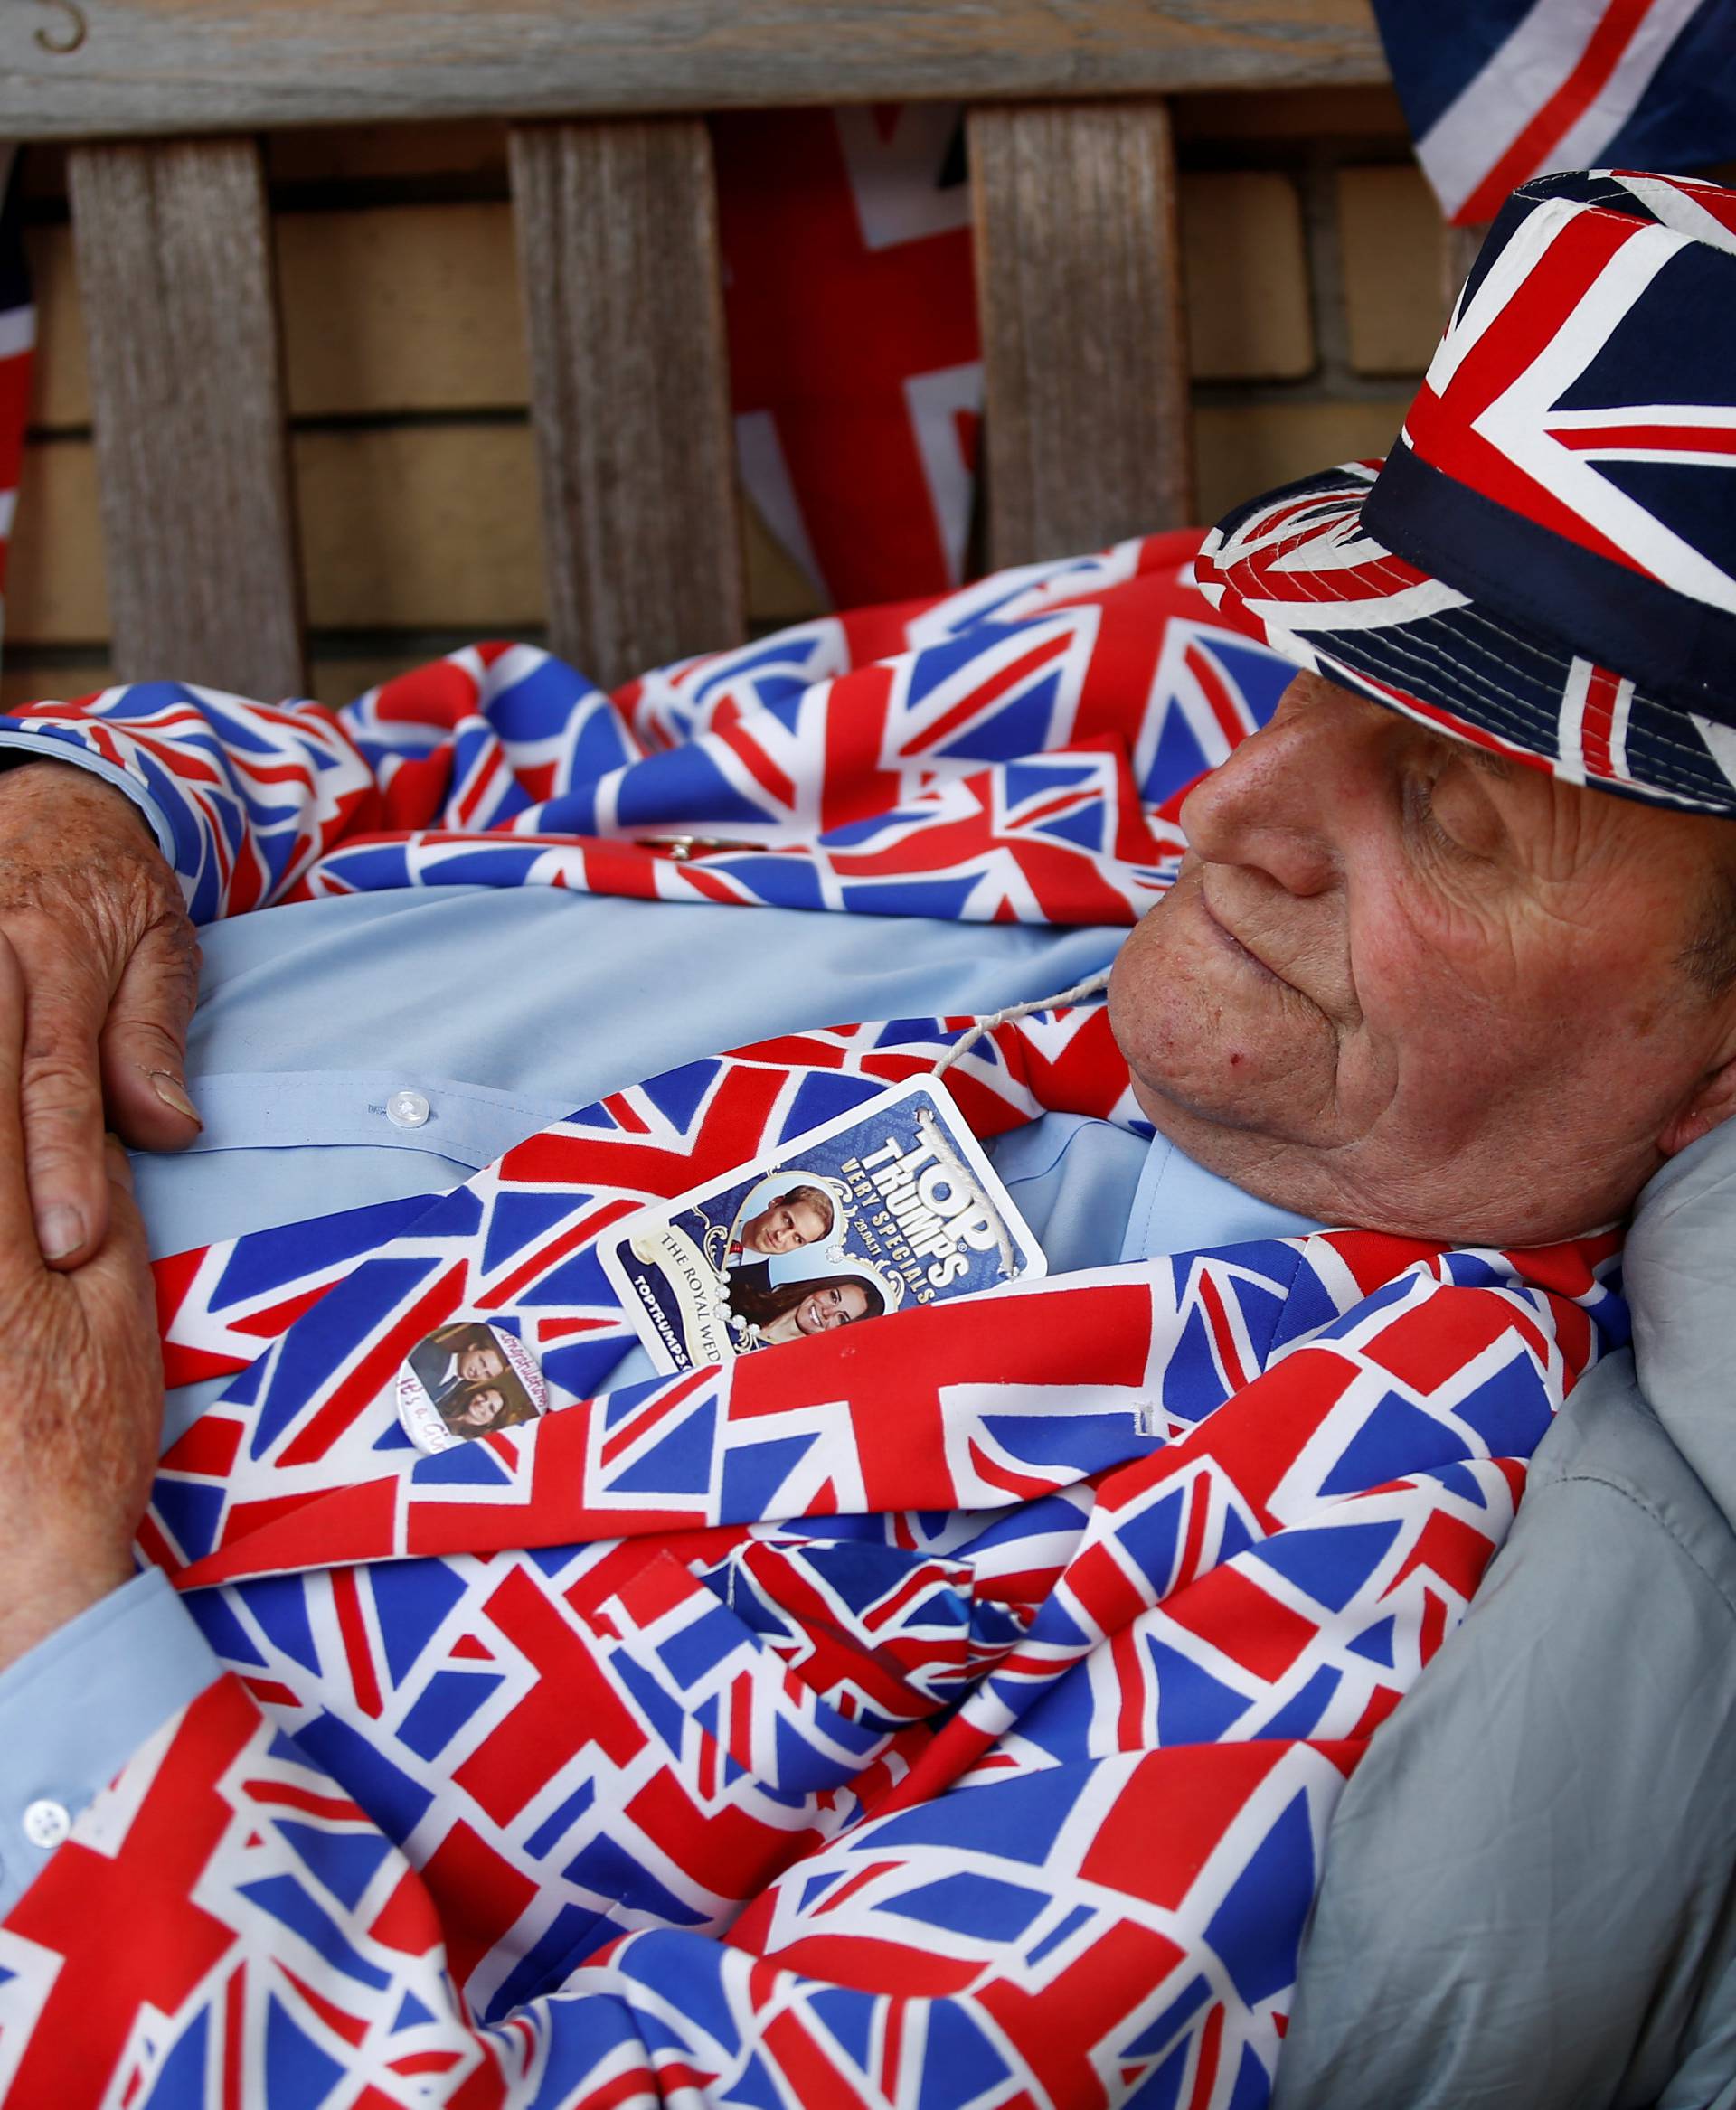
0 152 33 641
716 105 980 608
1373 0 1736 224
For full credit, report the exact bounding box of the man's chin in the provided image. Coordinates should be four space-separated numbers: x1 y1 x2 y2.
1127 1065 1275 1158
1124 1071 1341 1220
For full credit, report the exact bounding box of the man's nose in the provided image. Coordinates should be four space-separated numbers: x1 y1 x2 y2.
1179 687 1358 896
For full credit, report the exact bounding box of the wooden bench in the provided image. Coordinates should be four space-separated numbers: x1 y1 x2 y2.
0 0 1387 696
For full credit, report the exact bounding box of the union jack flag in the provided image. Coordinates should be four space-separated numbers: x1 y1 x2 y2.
1373 0 1736 223
0 541 1627 2105
716 105 980 608
0 153 33 643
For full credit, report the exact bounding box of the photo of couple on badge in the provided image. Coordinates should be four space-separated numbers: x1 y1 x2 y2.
720 1175 893 1352
405 1320 545 1438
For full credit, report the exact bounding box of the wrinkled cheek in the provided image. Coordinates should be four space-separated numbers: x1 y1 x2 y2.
1349 917 1541 1136
1326 1033 1416 1149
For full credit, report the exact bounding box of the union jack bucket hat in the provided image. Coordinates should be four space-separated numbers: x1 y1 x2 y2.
1196 169 1736 813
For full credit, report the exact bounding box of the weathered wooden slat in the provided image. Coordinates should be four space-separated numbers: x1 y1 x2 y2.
509 118 742 689
972 99 1194 570
2 2 1385 139
67 137 306 695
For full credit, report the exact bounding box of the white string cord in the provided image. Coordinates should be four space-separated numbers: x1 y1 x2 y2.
932 965 1116 1077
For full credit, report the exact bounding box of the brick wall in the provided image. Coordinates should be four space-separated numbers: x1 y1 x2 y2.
2 87 1460 712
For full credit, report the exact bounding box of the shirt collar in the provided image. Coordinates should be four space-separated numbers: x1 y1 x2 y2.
1118 1131 1324 1264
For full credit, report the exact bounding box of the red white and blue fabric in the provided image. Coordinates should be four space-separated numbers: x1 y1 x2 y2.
0 544 1626 2106
3 530 1281 930
1373 0 1736 224
1197 169 1736 815
39 1115 1626 2110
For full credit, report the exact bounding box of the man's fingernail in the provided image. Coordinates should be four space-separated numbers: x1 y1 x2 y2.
35 1204 83 1260
147 1070 202 1126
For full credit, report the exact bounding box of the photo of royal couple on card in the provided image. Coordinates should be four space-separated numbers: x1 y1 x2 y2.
599 1077 1046 1375
719 1179 890 1349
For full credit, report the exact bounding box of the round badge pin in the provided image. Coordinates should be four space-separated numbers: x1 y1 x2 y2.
396 1318 549 1454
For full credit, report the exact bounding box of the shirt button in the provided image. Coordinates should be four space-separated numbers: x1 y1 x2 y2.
386 1088 430 1130
22 1800 70 1851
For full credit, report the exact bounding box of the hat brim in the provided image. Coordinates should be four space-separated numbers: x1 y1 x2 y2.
1195 461 1736 815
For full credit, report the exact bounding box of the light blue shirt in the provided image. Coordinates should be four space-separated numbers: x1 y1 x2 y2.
0 879 1317 1915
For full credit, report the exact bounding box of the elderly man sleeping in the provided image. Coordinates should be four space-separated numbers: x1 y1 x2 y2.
0 169 1729 2106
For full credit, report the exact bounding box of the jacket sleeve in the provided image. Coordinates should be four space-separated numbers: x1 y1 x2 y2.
0 649 651 918
0 686 382 923
1274 1352 1736 2110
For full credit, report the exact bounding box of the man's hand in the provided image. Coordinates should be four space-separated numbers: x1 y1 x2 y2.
0 931 163 1673
0 760 201 1269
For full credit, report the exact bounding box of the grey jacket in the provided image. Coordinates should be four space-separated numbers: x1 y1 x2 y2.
1276 1123 1736 2110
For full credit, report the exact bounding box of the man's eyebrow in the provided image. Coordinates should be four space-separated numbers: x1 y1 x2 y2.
1458 745 1514 781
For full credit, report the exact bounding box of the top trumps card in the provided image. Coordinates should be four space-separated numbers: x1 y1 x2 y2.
597 1076 1046 1374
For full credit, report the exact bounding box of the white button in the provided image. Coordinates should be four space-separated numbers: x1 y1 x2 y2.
386 1088 430 1130
22 1800 70 1851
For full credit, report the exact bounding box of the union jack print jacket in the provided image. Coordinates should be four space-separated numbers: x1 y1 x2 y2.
0 536 1624 2109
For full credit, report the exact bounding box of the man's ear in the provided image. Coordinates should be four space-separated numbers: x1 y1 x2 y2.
1658 1044 1736 1158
